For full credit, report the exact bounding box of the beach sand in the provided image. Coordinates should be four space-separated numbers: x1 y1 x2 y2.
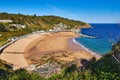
25 32 101 64
0 33 44 70
0 32 101 70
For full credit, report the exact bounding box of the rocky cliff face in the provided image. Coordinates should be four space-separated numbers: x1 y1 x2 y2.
85 23 91 28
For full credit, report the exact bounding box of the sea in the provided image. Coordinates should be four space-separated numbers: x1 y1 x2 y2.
75 24 120 55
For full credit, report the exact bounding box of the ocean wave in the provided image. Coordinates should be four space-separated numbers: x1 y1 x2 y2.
72 38 97 55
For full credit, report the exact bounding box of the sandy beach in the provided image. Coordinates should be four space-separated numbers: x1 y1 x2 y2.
25 32 101 64
0 32 101 70
0 33 44 70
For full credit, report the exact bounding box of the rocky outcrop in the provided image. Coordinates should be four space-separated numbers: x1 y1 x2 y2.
25 62 61 78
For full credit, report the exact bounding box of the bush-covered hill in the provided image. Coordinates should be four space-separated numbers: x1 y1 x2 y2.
0 12 89 31
0 12 90 46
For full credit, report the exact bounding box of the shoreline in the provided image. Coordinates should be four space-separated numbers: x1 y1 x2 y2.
25 32 101 64
72 38 97 55
72 38 101 59
0 31 101 70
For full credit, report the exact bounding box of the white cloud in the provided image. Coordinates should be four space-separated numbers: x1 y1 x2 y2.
40 5 78 20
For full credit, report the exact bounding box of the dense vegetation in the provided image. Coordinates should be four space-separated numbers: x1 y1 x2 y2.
0 41 120 80
0 12 87 31
0 12 88 46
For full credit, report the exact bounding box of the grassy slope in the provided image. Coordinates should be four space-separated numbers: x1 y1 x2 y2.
0 12 89 46
0 12 88 30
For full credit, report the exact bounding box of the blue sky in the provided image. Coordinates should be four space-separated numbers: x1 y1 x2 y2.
0 0 120 23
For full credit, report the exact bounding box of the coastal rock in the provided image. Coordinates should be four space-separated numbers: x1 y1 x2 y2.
33 62 61 78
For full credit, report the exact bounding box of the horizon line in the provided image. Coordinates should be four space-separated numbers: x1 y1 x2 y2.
0 12 119 24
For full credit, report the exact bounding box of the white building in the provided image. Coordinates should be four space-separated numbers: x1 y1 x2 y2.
49 29 54 32
35 30 45 33
0 20 13 23
0 34 2 36
9 24 26 29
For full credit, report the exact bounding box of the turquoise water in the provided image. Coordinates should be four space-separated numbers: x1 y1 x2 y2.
75 24 120 55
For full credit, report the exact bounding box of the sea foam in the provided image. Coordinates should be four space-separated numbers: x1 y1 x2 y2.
72 38 97 55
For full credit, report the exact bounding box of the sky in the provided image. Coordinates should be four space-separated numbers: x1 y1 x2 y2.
0 0 120 23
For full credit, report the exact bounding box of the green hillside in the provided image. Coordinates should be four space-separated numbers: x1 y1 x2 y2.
0 12 89 46
0 12 89 30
